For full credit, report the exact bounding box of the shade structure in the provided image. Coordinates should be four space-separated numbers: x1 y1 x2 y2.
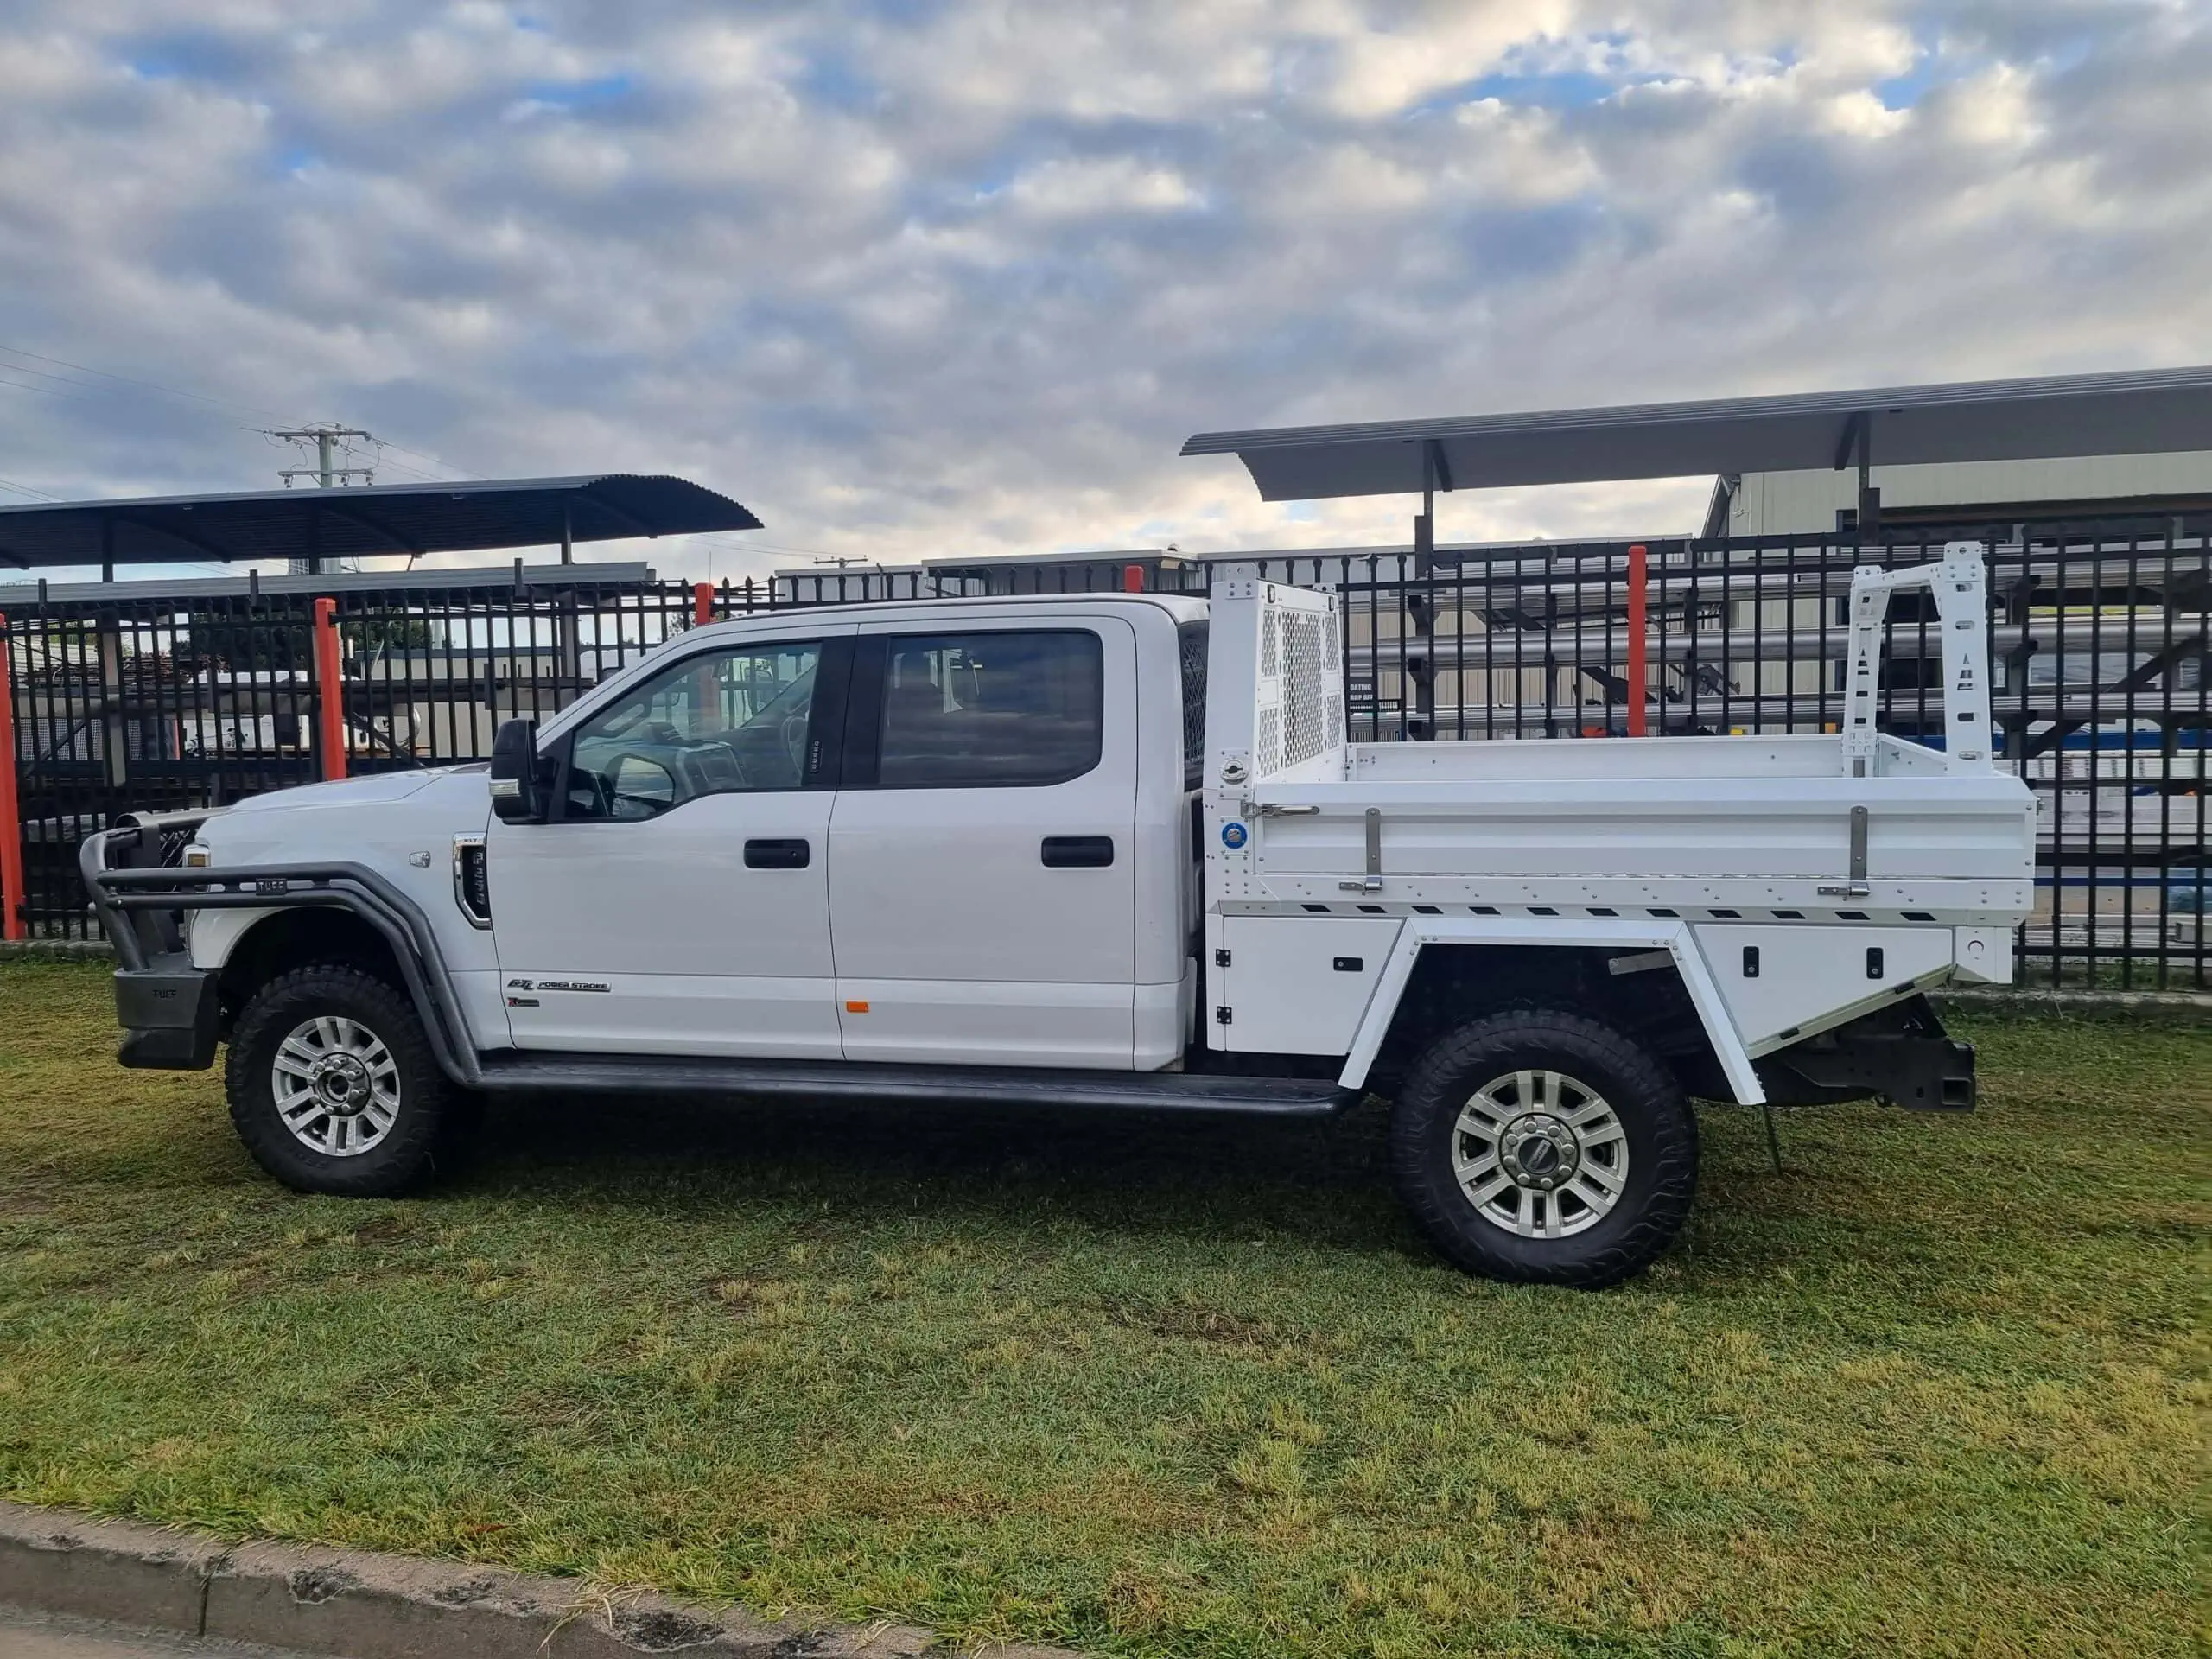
0 474 761 569
1181 365 2212 501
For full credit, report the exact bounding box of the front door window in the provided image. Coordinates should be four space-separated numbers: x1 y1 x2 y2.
565 641 823 819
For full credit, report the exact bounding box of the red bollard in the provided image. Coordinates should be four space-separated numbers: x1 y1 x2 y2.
313 597 347 782
1123 564 1145 593
694 582 715 626
1626 543 1649 738
0 613 23 939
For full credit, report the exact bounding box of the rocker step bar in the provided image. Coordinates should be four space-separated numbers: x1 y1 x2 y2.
473 1052 1359 1116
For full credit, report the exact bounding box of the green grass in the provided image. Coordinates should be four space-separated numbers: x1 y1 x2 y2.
0 958 2202 1658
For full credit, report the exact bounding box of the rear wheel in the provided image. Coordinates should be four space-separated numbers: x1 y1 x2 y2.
225 965 451 1196
1390 1009 1697 1287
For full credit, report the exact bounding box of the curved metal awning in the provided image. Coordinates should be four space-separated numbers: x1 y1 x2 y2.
1181 365 2212 501
0 474 761 569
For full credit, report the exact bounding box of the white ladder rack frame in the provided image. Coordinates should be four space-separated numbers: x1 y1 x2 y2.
1841 541 1993 778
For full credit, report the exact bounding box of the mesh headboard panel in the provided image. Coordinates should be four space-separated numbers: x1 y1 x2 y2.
1243 582 1346 785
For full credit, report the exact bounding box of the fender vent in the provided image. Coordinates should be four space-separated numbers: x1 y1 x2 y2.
454 836 492 928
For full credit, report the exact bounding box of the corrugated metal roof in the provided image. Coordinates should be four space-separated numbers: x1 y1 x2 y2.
0 474 760 569
1181 365 2212 501
0 561 661 607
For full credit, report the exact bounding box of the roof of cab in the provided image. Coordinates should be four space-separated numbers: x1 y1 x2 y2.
692 589 1210 637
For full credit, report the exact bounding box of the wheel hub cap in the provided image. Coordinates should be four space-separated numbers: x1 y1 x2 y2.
1449 1068 1630 1240
1499 1113 1580 1188
313 1054 372 1113
270 1015 401 1157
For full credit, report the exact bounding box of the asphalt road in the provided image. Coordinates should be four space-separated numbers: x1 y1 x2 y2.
0 1605 336 1659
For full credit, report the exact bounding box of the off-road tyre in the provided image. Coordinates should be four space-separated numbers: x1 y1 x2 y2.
225 964 451 1197
1390 1008 1698 1288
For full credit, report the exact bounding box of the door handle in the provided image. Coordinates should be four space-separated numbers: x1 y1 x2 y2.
743 838 810 869
1040 836 1114 868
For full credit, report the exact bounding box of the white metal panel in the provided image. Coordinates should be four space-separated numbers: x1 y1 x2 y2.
1353 734 1845 781
491 788 843 1058
1216 915 1403 1055
1243 778 2035 883
1129 606 1195 990
829 615 1140 1069
1692 924 1959 1054
1952 925 2012 984
1332 917 1766 1103
1136 968 1188 1070
830 978 1135 1066
1202 566 1347 789
192 767 506 1050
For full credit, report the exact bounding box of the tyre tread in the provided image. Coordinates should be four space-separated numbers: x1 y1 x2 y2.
224 963 448 1197
1389 1008 1697 1288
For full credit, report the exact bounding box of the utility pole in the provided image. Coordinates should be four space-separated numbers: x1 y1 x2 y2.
264 423 375 575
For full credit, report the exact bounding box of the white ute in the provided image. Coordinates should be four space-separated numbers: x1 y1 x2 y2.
86 543 2033 1287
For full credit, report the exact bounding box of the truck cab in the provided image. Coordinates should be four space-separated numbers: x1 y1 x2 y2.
480 594 1206 1070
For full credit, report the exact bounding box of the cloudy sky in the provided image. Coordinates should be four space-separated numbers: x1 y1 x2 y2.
1 0 2206 582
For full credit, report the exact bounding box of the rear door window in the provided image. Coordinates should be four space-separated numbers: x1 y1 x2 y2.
873 630 1103 788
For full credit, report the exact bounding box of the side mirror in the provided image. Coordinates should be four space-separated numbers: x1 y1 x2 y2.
489 719 545 823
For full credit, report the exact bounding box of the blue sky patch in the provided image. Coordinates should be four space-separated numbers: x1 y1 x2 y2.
520 73 633 111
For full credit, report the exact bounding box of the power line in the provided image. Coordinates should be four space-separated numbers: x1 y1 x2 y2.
0 341 299 423
370 436 477 479
0 370 86 401
0 475 63 501
0 342 482 485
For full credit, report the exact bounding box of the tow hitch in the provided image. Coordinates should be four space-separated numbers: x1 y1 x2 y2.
1756 997 1977 1111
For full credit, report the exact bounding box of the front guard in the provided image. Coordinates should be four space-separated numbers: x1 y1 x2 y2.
80 811 226 1071
1756 995 1976 1111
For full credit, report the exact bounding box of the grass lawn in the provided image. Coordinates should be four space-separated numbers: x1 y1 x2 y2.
0 957 2202 1657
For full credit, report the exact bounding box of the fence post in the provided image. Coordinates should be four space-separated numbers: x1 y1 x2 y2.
313 597 346 782
0 613 22 939
693 582 714 627
1626 543 1649 737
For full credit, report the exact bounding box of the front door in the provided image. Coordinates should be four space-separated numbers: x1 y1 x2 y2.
826 619 1139 1067
488 627 853 1056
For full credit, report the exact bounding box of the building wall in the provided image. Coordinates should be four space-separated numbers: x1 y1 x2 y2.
1726 450 2212 536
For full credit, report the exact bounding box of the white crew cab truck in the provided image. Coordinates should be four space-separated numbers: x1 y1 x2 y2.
86 545 2033 1287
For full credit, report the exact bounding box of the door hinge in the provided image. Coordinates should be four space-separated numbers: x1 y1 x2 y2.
1214 948 1231 968
1214 1005 1233 1025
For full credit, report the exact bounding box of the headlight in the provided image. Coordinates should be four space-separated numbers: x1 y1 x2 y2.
182 844 212 868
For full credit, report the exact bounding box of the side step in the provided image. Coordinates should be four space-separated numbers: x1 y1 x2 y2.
472 1052 1360 1117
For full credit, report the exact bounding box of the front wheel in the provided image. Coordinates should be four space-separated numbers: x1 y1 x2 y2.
225 965 452 1197
1390 1009 1698 1288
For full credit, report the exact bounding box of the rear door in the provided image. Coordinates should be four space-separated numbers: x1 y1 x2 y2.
826 619 1139 1067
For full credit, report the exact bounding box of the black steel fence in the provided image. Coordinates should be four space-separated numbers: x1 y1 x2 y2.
5 529 2205 986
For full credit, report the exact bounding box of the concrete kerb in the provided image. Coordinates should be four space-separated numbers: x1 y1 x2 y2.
0 1505 228 1634
0 1501 1076 1659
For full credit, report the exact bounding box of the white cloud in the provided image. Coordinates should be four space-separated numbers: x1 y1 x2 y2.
1002 156 1201 217
0 0 2202 582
